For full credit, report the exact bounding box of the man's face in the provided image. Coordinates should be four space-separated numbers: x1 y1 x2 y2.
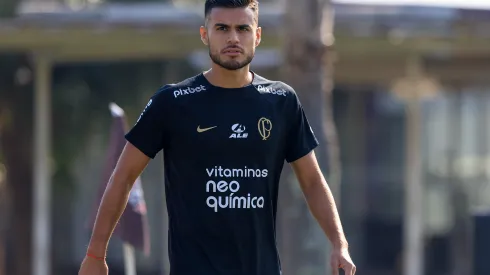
200 7 261 71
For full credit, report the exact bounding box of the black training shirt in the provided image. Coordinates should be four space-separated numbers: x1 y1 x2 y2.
125 72 319 275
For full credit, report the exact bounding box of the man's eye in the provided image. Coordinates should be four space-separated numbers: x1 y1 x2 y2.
217 27 227 31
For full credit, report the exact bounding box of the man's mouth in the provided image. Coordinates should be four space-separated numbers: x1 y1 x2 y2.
222 47 243 55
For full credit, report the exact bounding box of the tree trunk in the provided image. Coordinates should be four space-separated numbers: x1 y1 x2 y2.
0 164 8 275
0 55 34 275
279 0 341 274
2 119 33 275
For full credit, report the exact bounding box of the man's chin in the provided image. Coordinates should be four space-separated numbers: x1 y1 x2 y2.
210 57 253 71
216 62 246 71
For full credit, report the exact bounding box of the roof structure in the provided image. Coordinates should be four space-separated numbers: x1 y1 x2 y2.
1 2 490 84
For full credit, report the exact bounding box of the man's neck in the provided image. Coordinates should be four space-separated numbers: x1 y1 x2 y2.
204 65 253 88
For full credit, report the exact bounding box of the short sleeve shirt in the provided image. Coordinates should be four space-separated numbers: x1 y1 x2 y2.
125 72 319 275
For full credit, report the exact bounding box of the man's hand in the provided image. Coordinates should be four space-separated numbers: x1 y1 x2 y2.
291 151 355 274
80 142 150 275
78 256 109 275
331 247 356 275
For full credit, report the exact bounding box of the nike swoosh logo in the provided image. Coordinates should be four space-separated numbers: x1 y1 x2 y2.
197 125 217 133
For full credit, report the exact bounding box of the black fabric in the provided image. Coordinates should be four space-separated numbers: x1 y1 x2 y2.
125 72 319 275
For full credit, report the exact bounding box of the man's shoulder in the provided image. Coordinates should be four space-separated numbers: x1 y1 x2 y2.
153 74 208 101
252 74 298 99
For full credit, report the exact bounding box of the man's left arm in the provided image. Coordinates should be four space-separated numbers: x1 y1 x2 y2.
291 150 356 275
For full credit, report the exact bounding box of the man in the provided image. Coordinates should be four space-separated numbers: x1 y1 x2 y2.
78 0 355 274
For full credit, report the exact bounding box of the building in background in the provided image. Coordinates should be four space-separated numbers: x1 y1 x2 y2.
1 0 490 274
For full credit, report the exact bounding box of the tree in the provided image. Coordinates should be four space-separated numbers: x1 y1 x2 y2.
279 0 341 274
0 53 34 275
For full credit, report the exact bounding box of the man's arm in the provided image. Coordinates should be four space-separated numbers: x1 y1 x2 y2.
290 150 347 250
86 142 150 257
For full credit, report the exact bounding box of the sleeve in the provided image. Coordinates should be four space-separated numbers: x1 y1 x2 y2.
125 87 170 159
284 91 320 163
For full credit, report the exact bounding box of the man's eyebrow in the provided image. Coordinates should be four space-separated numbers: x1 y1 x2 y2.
237 24 252 29
214 23 229 28
213 23 252 28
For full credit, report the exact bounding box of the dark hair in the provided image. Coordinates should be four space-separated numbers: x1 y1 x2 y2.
204 0 259 20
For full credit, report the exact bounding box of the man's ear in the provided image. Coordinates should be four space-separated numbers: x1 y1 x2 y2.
200 26 208 45
255 26 262 47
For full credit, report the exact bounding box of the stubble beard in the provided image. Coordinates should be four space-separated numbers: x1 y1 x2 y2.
208 47 254 71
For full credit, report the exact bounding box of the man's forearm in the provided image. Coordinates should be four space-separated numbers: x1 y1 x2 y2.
303 179 348 249
87 175 133 256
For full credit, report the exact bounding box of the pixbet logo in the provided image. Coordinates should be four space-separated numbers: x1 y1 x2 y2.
256 85 287 96
173 85 207 98
229 123 248 139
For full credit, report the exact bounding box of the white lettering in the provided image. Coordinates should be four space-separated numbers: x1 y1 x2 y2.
229 181 240 193
136 99 153 123
205 166 267 212
206 180 240 193
205 166 268 178
173 85 207 98
206 180 216 192
256 85 287 96
217 181 228 192
206 195 265 212
257 197 264 208
229 123 248 139
224 169 231 177
251 197 257 208
233 169 243 177
232 196 246 208
229 133 248 139
219 195 229 208
207 196 217 211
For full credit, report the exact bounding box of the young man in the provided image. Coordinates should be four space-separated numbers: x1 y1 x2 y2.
78 0 355 274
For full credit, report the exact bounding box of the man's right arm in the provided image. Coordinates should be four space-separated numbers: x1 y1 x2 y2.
80 88 169 275
84 86 170 259
86 142 151 257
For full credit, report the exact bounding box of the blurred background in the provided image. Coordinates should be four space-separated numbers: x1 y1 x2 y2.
1 0 490 274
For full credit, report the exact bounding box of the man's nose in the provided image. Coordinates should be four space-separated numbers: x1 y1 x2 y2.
227 30 239 44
